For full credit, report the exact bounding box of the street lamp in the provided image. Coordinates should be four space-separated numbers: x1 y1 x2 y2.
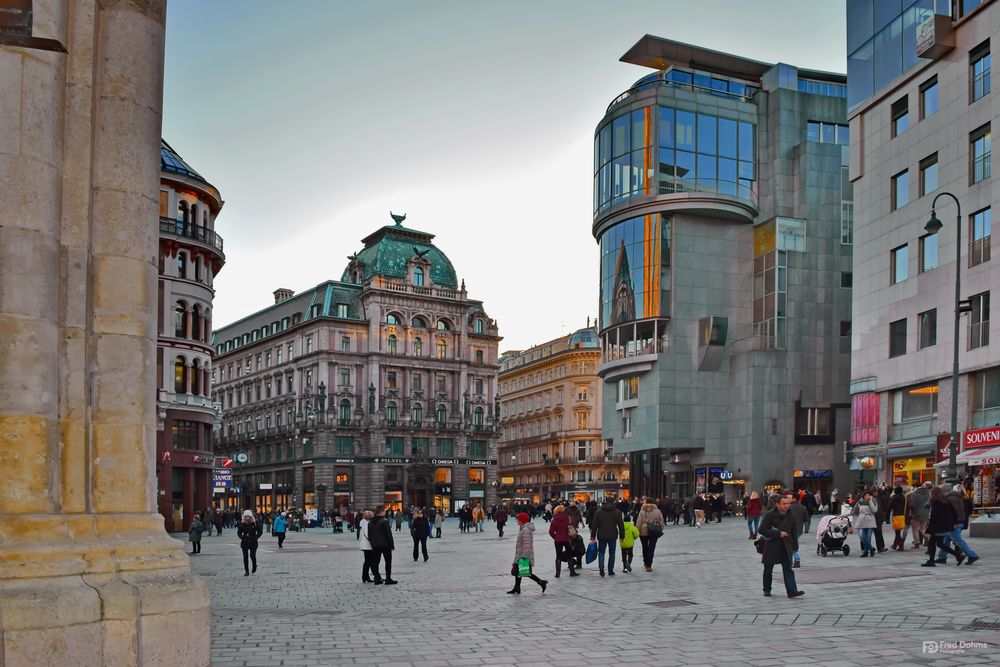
926 192 972 485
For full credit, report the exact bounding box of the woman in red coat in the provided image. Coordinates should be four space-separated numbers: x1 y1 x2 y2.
746 491 763 539
548 505 578 577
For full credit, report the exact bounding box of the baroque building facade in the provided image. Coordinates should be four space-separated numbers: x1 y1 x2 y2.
156 140 226 531
212 216 501 515
498 326 627 504
593 36 854 502
847 0 1000 506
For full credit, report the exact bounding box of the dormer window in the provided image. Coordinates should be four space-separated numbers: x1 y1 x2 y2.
474 318 484 333
413 267 424 286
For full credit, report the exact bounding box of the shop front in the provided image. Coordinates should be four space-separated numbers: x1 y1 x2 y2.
793 469 833 495
434 467 452 515
959 426 1000 507
333 466 353 513
886 440 936 488
384 465 404 512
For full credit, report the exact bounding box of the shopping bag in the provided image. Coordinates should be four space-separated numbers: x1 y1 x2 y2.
585 540 598 564
517 557 532 576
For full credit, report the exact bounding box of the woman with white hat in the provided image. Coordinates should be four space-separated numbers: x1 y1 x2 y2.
237 510 263 576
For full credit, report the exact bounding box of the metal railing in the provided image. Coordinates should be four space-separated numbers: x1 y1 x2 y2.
606 76 757 114
159 217 224 253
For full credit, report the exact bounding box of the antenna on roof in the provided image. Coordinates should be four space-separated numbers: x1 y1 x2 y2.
390 212 406 226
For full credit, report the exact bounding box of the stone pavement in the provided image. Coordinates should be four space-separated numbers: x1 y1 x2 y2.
184 518 1000 666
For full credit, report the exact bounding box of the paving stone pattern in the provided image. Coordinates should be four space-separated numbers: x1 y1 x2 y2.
189 519 1000 666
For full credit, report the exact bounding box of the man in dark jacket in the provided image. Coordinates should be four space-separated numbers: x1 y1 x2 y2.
367 506 397 585
786 493 808 568
874 486 891 553
495 505 508 538
936 485 980 565
590 500 625 576
758 495 804 598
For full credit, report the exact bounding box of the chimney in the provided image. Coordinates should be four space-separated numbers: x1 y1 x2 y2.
273 288 294 304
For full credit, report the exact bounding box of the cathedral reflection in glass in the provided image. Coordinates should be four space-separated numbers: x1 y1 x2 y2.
598 213 671 329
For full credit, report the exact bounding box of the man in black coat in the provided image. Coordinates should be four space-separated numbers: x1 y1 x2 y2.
589 500 625 576
368 505 397 585
758 495 804 598
874 485 891 553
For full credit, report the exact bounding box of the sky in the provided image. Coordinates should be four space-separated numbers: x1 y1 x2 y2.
163 0 847 352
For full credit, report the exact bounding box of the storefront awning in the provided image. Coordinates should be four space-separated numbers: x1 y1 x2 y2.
957 446 1000 466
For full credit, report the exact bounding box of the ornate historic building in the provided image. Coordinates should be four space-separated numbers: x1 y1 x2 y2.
212 216 501 515
498 326 627 504
156 140 226 531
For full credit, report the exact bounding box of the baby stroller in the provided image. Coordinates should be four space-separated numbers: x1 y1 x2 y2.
332 516 343 533
815 515 851 557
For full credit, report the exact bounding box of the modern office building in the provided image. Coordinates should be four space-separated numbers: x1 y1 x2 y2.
156 140 226 531
592 36 854 501
497 325 627 504
847 0 1000 506
212 216 501 515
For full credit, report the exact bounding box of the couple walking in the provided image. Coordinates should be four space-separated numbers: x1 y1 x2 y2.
590 499 664 575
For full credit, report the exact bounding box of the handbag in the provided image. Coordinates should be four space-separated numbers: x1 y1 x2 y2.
648 519 664 538
517 557 532 576
754 536 767 554
567 524 578 539
585 540 598 564
891 515 906 531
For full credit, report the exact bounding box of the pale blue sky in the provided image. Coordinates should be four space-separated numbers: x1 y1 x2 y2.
163 0 846 351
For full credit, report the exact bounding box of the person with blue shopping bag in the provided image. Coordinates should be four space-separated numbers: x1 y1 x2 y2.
589 499 625 577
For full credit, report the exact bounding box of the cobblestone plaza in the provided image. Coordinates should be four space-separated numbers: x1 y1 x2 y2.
189 519 998 666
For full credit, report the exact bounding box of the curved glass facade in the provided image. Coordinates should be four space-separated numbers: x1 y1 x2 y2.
598 213 671 328
594 105 756 214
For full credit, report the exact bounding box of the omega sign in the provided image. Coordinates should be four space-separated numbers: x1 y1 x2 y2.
964 426 1000 449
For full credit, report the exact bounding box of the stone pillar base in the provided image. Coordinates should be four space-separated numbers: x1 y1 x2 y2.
0 514 209 667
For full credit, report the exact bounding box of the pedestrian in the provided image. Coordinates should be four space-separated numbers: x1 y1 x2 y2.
692 494 706 528
873 485 890 553
187 513 204 554
889 486 908 551
589 498 625 577
354 509 364 540
619 513 639 573
360 510 375 583
935 484 979 565
237 509 263 576
394 508 403 532
830 488 839 515
746 491 763 539
758 495 805 598
411 508 430 562
368 505 397 585
548 505 578 577
922 486 965 567
203 507 214 537
508 513 547 595
474 504 485 532
787 492 808 568
712 493 726 523
634 500 664 572
495 505 508 538
906 482 931 549
434 508 443 538
852 490 878 557
272 511 288 549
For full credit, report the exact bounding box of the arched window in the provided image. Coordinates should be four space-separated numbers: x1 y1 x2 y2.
174 301 187 338
386 313 399 325
339 399 351 425
194 256 201 282
603 472 618 482
177 251 187 278
174 356 187 393
436 319 450 331
413 337 422 356
387 334 397 355
204 309 211 342
437 339 447 359
190 204 199 235
192 359 201 395
413 403 423 425
412 316 427 329
474 407 484 430
413 267 424 286
436 404 447 425
386 401 397 425
191 304 202 342
177 200 188 225
474 318 484 333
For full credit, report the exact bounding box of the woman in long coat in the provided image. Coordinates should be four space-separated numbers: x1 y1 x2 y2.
237 510 263 576
508 513 547 595
757 495 804 598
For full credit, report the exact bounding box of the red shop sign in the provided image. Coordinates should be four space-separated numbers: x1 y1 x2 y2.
963 426 1000 450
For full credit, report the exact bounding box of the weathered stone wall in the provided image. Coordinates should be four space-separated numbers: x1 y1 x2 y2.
0 1 210 664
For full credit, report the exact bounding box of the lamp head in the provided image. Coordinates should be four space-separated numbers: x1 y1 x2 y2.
925 210 943 234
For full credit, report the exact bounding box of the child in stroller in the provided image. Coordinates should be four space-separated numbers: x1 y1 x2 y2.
815 515 851 556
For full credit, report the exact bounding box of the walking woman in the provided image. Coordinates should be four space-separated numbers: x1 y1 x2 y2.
411 508 430 562
360 510 374 582
852 490 878 557
922 485 966 567
889 486 908 551
508 513 547 595
746 491 763 539
237 510 263 576
188 513 204 554
548 505 578 577
433 509 443 539
634 500 665 572
272 511 288 549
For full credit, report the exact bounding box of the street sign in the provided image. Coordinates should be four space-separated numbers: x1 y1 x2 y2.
221 458 234 468
212 468 233 489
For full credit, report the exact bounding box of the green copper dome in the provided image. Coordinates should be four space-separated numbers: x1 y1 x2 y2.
342 218 458 288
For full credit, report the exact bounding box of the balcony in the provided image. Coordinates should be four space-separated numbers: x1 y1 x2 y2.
369 276 464 300
545 454 629 466
159 217 224 255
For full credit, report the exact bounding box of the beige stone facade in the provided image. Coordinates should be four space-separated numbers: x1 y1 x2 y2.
0 1 209 664
498 327 628 503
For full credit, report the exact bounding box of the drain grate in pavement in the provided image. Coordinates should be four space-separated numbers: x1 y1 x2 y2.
646 599 696 608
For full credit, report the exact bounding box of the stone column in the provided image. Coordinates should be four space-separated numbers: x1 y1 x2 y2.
0 1 210 665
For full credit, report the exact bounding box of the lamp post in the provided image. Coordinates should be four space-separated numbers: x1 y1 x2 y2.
926 192 971 485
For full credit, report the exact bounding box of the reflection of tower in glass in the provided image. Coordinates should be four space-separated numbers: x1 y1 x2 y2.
612 239 636 324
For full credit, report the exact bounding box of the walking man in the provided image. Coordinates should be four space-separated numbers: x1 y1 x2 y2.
758 496 804 598
368 506 397 585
